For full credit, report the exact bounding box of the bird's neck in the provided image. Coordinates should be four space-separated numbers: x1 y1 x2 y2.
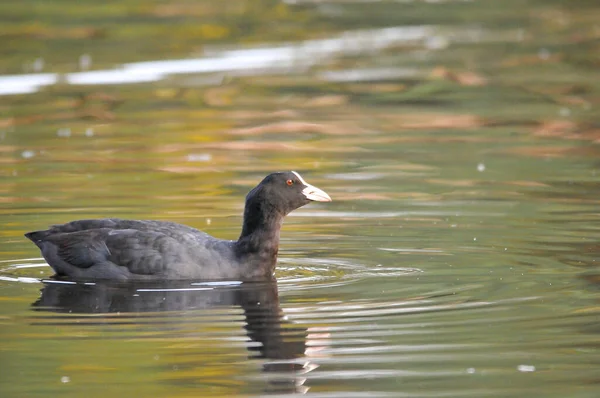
235 200 284 275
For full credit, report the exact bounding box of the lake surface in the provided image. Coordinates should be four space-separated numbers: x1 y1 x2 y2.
1 1 599 397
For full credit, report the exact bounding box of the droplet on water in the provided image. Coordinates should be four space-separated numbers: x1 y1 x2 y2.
517 364 536 372
33 58 44 72
21 150 35 159
79 54 92 70
187 153 212 162
538 48 550 60
57 128 71 138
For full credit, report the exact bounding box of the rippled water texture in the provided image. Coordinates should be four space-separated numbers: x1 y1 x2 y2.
1 0 599 397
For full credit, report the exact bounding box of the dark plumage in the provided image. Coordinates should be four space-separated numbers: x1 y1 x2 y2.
25 171 331 281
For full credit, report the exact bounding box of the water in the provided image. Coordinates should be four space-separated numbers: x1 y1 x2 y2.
1 1 599 397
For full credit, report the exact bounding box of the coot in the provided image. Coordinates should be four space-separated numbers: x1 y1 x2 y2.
25 171 331 281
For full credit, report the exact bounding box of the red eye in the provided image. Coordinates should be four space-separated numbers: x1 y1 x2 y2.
286 179 294 186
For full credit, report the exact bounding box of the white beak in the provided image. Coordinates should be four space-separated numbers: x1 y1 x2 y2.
302 184 332 202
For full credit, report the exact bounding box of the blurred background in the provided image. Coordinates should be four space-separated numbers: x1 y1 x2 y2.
1 1 599 397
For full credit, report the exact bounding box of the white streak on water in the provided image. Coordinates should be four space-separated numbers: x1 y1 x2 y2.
0 25 434 95
378 248 445 253
0 257 45 263
191 281 243 286
42 280 77 285
0 74 57 95
0 276 41 283
136 287 214 292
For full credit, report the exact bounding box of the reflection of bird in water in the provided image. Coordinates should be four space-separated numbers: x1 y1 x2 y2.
32 280 321 394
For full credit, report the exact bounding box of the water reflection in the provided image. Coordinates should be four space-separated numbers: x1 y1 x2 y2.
32 280 316 395
0 25 453 95
1 0 599 395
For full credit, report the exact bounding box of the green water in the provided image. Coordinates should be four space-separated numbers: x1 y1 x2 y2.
1 1 599 397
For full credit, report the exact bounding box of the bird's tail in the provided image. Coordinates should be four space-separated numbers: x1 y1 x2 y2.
25 230 50 244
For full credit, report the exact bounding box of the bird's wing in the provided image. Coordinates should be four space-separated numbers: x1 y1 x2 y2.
45 228 187 276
